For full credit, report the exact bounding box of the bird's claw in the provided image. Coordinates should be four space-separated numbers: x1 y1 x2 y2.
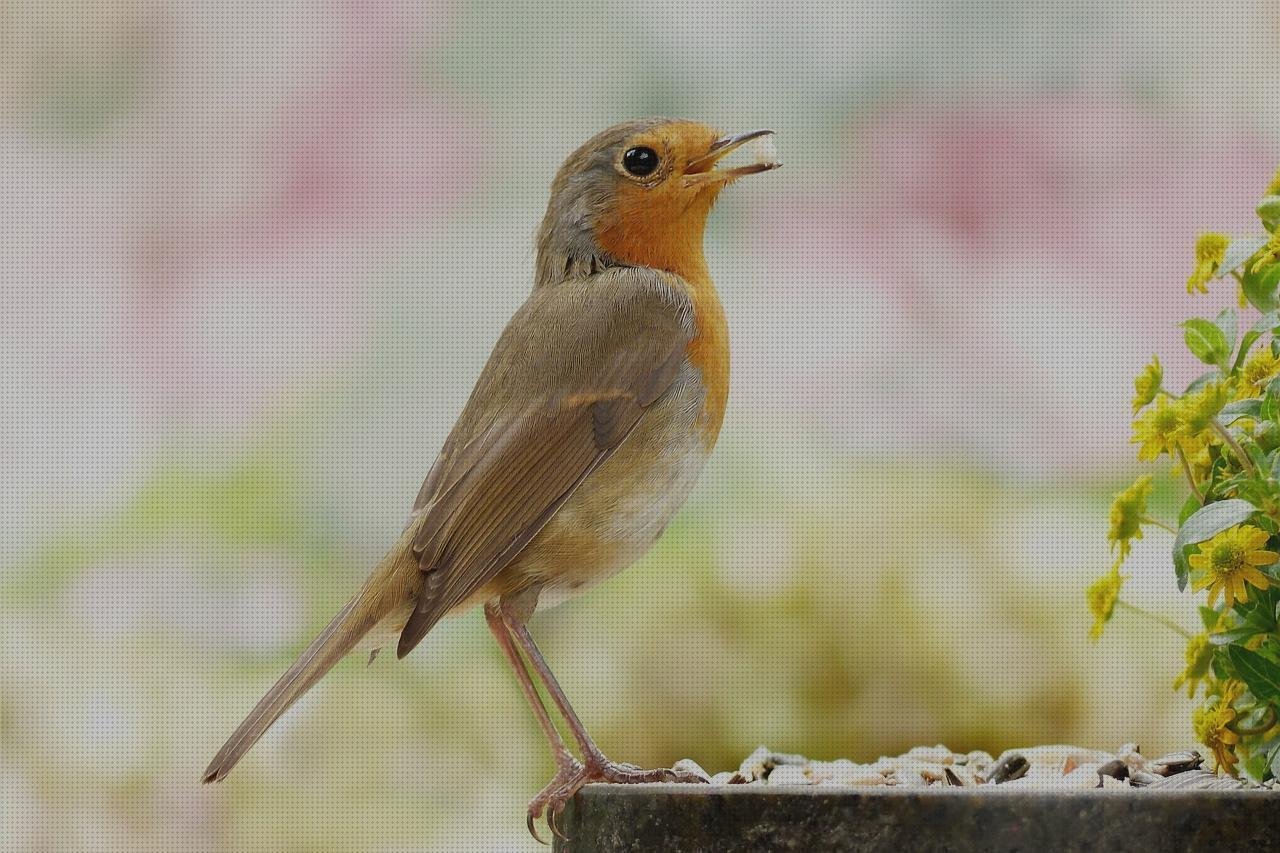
526 812 545 846
548 800 570 842
525 757 708 841
527 758 583 844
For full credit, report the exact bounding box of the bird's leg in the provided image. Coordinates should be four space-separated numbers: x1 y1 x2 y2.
497 603 706 832
499 608 606 765
483 602 581 843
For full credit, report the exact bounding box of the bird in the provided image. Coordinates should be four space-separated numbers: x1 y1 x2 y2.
201 118 779 839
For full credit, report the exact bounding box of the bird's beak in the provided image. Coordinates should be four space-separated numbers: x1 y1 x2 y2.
684 130 780 186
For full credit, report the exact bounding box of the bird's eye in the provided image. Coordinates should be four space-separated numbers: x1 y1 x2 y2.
622 146 659 177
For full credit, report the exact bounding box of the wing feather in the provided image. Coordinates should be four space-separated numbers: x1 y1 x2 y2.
396 269 693 657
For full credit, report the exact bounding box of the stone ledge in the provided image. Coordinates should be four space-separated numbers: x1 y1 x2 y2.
553 784 1275 852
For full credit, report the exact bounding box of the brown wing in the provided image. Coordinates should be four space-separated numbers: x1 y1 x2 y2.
396 268 694 657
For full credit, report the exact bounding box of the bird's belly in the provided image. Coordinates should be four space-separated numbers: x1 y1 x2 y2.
507 366 713 607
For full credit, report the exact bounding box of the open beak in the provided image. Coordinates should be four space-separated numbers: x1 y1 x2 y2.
684 129 780 186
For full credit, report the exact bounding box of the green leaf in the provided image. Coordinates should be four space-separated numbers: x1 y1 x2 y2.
1226 644 1280 702
1183 318 1230 368
1262 395 1278 424
1209 607 1272 645
1269 739 1280 782
1259 196 1280 229
1248 442 1270 473
1264 262 1280 296
1184 370 1222 394
1243 749 1271 783
1232 311 1280 372
1235 334 1263 372
1241 594 1279 629
1242 261 1280 313
1264 378 1280 418
1219 235 1270 278
1173 499 1259 591
1215 308 1239 358
1179 494 1204 526
1266 380 1280 422
1219 399 1262 425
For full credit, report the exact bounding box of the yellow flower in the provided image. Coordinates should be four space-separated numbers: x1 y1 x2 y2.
1186 438 1214 481
1240 348 1280 392
1172 633 1214 698
1188 524 1276 609
1188 232 1231 294
1193 680 1244 776
1266 166 1280 196
1173 381 1230 443
1132 396 1183 461
1251 230 1280 274
1086 564 1127 641
1108 475 1153 560
1132 356 1163 413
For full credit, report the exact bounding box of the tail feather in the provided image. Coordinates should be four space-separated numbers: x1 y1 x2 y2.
202 580 390 783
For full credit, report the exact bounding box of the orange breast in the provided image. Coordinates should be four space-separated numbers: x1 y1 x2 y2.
684 272 730 444
593 189 729 445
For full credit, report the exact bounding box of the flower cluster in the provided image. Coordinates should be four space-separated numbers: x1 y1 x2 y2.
1092 166 1280 781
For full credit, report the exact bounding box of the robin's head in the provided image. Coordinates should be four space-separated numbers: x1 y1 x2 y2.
535 119 778 285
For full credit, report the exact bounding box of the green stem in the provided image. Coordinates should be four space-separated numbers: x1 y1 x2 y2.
1140 516 1178 535
1116 599 1193 640
1212 421 1258 475
1177 447 1205 505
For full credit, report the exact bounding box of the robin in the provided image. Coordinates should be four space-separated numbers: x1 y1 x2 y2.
202 118 779 839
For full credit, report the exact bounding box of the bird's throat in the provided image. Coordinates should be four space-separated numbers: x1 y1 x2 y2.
594 217 710 284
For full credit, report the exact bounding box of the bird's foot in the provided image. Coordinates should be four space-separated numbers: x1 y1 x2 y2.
527 755 707 842
527 756 584 843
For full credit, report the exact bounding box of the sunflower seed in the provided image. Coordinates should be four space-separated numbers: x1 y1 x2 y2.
985 753 1029 784
1149 750 1203 776
1097 759 1129 781
1147 769 1243 790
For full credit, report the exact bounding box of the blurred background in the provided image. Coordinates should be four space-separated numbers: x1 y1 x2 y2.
3 0 1280 849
